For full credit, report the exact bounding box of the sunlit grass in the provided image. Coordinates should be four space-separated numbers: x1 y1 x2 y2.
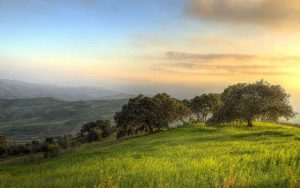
0 123 300 187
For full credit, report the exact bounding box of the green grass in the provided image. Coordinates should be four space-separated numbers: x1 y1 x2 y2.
0 123 300 188
0 98 128 142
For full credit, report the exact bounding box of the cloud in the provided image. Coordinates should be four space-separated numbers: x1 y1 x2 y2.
156 62 293 76
166 51 255 61
155 51 300 77
186 0 300 27
165 51 300 62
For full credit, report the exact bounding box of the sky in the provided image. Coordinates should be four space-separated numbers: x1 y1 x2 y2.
1 0 300 110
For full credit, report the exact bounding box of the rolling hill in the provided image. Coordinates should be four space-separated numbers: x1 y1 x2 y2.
0 79 134 101
0 98 128 142
0 123 299 187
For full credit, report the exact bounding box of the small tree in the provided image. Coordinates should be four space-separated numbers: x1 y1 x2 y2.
87 128 102 142
190 93 221 122
209 80 295 127
114 95 159 137
80 119 112 142
176 100 192 124
57 135 75 149
152 93 183 130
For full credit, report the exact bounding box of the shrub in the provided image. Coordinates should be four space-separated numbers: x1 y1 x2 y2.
44 144 62 158
0 135 8 156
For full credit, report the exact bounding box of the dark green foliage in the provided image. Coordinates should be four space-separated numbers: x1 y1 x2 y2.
45 137 55 144
31 140 43 153
190 93 221 122
208 80 295 127
115 93 192 138
7 144 37 156
176 100 192 123
57 135 77 149
182 99 191 107
0 135 8 156
87 129 102 142
44 144 62 158
80 119 113 142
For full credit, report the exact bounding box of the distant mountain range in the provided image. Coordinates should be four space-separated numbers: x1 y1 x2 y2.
0 79 135 101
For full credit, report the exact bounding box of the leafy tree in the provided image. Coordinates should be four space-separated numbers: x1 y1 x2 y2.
87 128 102 142
80 119 112 142
190 93 221 122
209 80 295 127
115 93 191 138
31 140 43 153
0 135 8 156
57 135 76 149
45 137 55 144
152 93 183 129
96 119 113 138
182 99 191 107
7 144 31 155
176 100 192 123
114 95 158 138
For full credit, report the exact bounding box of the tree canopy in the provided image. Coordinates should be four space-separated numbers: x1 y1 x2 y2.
114 93 191 138
189 93 221 122
80 119 112 142
208 80 295 127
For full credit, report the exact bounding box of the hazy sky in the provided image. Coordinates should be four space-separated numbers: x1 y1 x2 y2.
1 0 300 110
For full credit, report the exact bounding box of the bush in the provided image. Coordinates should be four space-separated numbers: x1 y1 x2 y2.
57 135 75 149
87 128 102 142
44 144 62 158
0 135 8 156
80 119 114 142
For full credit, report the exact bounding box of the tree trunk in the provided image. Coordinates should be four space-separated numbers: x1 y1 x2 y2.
180 117 186 124
149 125 154 133
157 124 161 131
166 125 170 130
247 118 253 127
196 113 201 122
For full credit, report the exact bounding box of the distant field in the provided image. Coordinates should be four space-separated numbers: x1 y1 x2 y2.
0 98 128 142
0 123 299 187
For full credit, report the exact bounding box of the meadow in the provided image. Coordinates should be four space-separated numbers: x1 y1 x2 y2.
0 122 299 188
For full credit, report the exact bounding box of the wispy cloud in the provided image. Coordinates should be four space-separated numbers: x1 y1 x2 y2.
166 51 255 61
186 0 300 27
153 51 300 77
165 51 300 62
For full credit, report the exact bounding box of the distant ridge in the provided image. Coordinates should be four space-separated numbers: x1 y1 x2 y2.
98 93 137 100
0 79 134 101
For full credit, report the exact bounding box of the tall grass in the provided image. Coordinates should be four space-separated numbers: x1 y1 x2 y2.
0 123 299 187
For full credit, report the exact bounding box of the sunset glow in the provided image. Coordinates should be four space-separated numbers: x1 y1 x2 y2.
1 0 300 110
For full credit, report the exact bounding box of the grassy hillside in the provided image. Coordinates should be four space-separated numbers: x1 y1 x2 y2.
0 98 128 142
0 123 299 187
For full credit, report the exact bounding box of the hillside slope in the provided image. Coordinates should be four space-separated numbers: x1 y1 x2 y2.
0 98 128 142
0 79 134 101
0 123 299 187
